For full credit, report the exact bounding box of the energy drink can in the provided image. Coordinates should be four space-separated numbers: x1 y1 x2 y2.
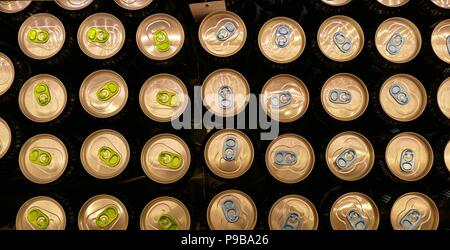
364 0 410 15
115 0 153 10
431 19 450 64
437 77 450 122
140 196 190 230
0 0 31 13
320 0 352 6
16 196 66 230
0 52 14 96
268 194 318 230
376 0 409 7
0 117 11 160
55 0 93 10
78 194 128 230
390 192 439 230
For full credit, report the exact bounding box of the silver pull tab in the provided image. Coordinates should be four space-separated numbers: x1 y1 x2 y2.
335 148 357 170
218 85 233 109
400 148 415 173
400 209 421 230
216 21 236 41
333 31 352 53
222 137 237 161
282 212 300 230
389 84 409 105
446 36 450 55
386 33 404 55
270 91 292 108
329 89 352 104
347 210 367 230
275 25 290 48
222 200 239 223
274 151 297 166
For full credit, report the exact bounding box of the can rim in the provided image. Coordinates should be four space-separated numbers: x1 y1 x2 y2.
376 0 409 7
78 194 129 230
0 1 31 14
55 0 94 10
114 0 153 10
268 194 319 230
139 196 191 230
390 192 439 230
0 117 11 159
0 52 15 96
320 0 352 6
431 19 450 64
16 196 66 230
431 0 450 9
437 77 450 119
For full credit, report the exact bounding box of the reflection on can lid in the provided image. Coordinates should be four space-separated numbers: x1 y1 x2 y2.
207 190 257 230
321 73 368 121
431 0 450 9
377 0 409 7
268 195 318 230
375 17 421 63
140 196 191 230
139 74 188 122
326 131 374 181
199 11 246 58
431 19 450 64
0 52 14 96
16 196 66 230
204 129 254 179
258 17 306 64
141 133 191 184
80 70 128 118
0 0 31 13
379 74 426 122
115 0 153 10
18 74 67 123
444 140 450 173
55 0 93 10
321 0 352 6
18 13 66 60
317 15 364 62
437 77 450 119
78 13 125 59
19 134 68 184
390 192 439 230
202 69 249 117
385 132 433 181
0 117 11 159
78 194 128 230
265 134 314 184
330 192 379 230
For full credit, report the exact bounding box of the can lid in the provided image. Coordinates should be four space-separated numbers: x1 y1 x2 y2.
16 196 66 230
140 196 191 230
0 117 12 159
431 19 450 64
390 192 439 230
19 134 68 184
0 52 14 96
437 77 450 119
0 0 31 13
268 194 318 230
377 0 409 7
114 0 153 10
320 0 352 6
55 0 94 10
78 194 128 230
330 192 379 230
431 0 450 9
444 140 450 173
199 10 246 58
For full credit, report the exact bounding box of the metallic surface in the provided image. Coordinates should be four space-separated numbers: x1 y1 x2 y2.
437 77 450 119
431 19 450 64
0 117 11 159
330 192 379 230
78 194 128 230
268 195 318 230
114 0 153 10
444 140 450 173
55 0 93 10
16 196 66 230
390 192 439 230
431 0 450 9
377 0 409 7
0 1 31 13
321 0 352 6
0 52 14 96
140 196 190 230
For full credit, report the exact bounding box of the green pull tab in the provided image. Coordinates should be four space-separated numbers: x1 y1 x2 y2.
158 151 183 169
87 27 109 43
98 146 121 167
96 206 118 228
28 28 49 44
27 209 50 229
153 29 170 52
96 81 119 101
158 214 180 230
34 83 51 106
29 149 52 166
156 90 179 107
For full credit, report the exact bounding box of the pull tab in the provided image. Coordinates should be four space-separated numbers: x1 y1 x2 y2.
157 90 179 107
386 33 404 55
34 83 51 106
329 89 351 104
400 209 421 230
98 146 121 167
96 81 119 101
29 149 52 166
87 27 110 43
270 91 292 108
28 28 49 44
158 214 180 230
347 210 367 230
400 148 415 173
333 31 352 53
158 151 183 169
335 148 357 170
216 21 236 41
389 84 409 105
222 137 237 161
222 200 240 223
27 209 50 229
96 206 119 228
153 29 170 52
275 25 290 48
446 36 450 55
282 212 300 230
218 85 233 109
274 150 297 166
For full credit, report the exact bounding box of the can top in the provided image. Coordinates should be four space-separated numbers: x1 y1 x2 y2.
377 0 409 7
265 134 315 184
199 10 247 58
431 0 450 9
317 15 364 62
80 70 128 119
326 131 374 181
78 194 128 230
321 0 352 6
78 13 125 60
0 117 11 159
19 134 68 184
80 129 130 179
437 77 450 119
375 17 421 63
18 74 67 123
330 192 379 230
379 74 427 122
258 17 306 64
0 52 14 96
18 13 66 60
136 13 184 61
141 133 191 184
139 74 188 123
431 19 450 64
16 196 66 230
0 0 31 13
268 195 318 230
140 196 191 230
390 192 439 230
321 73 368 121
385 132 433 182
115 0 153 10
55 0 93 10
207 189 257 230
444 140 450 173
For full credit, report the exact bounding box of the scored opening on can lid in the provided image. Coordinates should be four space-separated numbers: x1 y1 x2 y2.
268 194 319 230
330 192 380 230
207 189 257 230
141 133 191 184
0 52 15 96
321 0 352 6
115 0 153 10
19 134 68 184
140 196 191 230
431 0 450 9
437 77 450 119
0 117 12 159
444 140 450 173
16 196 66 230
78 194 129 230
377 0 409 7
55 0 94 10
0 0 31 13
431 19 450 64
198 10 247 58
265 133 315 184
390 192 439 230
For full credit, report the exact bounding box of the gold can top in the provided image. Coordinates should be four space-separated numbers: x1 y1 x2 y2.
78 194 128 230
321 0 352 6
431 0 450 9
431 19 450 64
55 0 93 10
390 192 439 230
16 196 66 230
0 117 11 159
377 0 409 7
265 134 315 184
0 0 31 13
140 196 191 230
268 195 318 230
444 140 450 173
437 77 450 119
0 52 15 96
115 0 153 10
207 189 257 230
